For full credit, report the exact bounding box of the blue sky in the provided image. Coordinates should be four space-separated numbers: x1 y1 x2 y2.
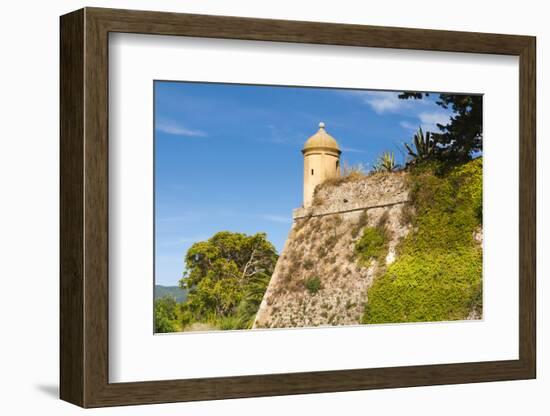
154 82 455 286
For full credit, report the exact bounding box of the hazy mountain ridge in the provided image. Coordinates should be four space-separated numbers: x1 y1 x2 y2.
154 285 188 303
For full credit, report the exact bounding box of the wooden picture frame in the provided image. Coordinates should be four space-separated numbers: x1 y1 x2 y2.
60 7 536 408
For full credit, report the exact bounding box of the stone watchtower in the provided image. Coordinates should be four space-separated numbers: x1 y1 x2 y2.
302 122 341 207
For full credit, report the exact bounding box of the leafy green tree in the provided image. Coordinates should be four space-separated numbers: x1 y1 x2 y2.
154 296 179 333
179 231 278 329
398 92 482 161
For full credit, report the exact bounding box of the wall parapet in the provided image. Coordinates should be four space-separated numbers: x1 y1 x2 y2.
293 197 409 220
294 172 410 220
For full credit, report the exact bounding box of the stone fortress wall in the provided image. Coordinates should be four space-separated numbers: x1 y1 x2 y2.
253 172 411 329
293 170 410 220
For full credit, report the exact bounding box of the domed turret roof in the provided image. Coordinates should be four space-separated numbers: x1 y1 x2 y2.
303 122 341 153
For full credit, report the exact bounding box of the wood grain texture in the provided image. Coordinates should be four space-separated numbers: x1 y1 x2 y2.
59 8 84 407
59 7 537 408
89 7 532 54
518 38 537 376
83 9 110 406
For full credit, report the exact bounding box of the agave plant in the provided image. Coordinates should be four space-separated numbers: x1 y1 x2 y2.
405 127 438 162
373 151 399 172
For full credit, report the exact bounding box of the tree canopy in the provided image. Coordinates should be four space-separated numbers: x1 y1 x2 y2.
399 92 482 162
154 296 179 333
179 231 278 329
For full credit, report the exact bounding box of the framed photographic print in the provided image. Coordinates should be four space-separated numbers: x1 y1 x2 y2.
60 7 536 408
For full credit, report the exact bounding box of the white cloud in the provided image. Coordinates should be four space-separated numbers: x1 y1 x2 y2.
156 119 207 137
400 111 452 134
418 111 452 133
259 214 291 224
346 91 426 114
341 146 366 153
399 121 418 130
351 91 404 114
345 90 437 116
418 111 451 127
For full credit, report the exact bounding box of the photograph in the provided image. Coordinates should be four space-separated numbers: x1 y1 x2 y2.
153 81 483 333
50 4 539 410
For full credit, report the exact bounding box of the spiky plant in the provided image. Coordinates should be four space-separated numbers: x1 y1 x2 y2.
373 152 399 172
405 127 438 163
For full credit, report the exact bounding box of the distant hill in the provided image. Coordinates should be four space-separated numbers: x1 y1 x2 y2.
154 285 188 303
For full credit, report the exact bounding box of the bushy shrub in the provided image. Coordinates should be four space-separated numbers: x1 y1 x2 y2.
305 277 322 295
362 158 483 324
354 226 388 265
154 296 179 333
215 315 242 330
